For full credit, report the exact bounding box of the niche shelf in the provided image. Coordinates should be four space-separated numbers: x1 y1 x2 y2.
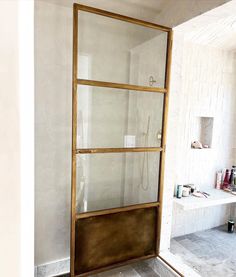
191 117 214 149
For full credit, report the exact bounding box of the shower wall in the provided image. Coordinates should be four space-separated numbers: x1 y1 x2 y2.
160 33 236 249
124 35 167 205
171 42 236 189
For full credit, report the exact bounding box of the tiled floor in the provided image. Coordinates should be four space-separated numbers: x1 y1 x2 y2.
55 260 160 277
170 225 236 277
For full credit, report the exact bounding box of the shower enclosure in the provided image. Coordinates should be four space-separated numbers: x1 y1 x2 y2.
71 4 172 276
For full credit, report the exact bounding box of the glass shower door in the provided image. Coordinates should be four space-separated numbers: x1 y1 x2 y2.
71 4 172 277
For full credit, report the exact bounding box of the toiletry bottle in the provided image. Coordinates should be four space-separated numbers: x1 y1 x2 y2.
176 185 183 199
215 171 222 189
222 169 230 189
229 169 234 186
232 166 236 186
228 220 235 233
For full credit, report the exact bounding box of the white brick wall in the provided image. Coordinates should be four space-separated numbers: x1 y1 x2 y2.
160 30 236 250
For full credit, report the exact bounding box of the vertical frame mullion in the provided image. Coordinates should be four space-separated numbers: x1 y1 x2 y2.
156 30 173 253
71 4 78 277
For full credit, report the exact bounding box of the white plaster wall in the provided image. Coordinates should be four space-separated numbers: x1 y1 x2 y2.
35 1 72 265
0 1 20 276
129 33 168 88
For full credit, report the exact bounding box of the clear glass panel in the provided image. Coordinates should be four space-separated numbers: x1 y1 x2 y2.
76 152 160 213
77 85 164 148
77 11 168 88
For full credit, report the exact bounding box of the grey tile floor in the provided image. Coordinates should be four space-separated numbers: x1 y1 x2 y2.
56 260 160 277
170 225 236 277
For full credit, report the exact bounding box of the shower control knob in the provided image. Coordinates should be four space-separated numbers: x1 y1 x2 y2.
149 76 157 87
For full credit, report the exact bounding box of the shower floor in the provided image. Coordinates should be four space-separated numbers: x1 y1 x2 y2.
170 225 236 277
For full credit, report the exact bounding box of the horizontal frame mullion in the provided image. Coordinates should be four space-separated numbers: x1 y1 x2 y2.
76 202 159 219
77 79 167 93
76 147 163 154
74 3 171 32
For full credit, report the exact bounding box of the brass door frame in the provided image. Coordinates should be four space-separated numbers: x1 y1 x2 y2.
71 3 173 276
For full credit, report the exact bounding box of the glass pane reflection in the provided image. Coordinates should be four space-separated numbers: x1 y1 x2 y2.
76 152 160 213
78 10 168 88
77 85 164 148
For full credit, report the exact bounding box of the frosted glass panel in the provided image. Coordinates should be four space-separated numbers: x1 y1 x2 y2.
76 152 160 213
77 10 168 88
77 85 164 148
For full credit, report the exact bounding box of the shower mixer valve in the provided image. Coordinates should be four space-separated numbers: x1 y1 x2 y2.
149 76 157 86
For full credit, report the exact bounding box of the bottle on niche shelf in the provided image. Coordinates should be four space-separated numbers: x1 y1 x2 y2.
222 169 230 189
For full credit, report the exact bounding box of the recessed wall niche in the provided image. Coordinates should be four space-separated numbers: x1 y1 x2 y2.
191 117 214 149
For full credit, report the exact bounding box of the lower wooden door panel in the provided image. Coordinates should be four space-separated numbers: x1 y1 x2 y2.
75 207 157 276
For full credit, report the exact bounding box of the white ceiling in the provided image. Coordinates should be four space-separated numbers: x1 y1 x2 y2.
175 0 236 51
39 0 230 28
39 0 236 50
38 0 165 22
